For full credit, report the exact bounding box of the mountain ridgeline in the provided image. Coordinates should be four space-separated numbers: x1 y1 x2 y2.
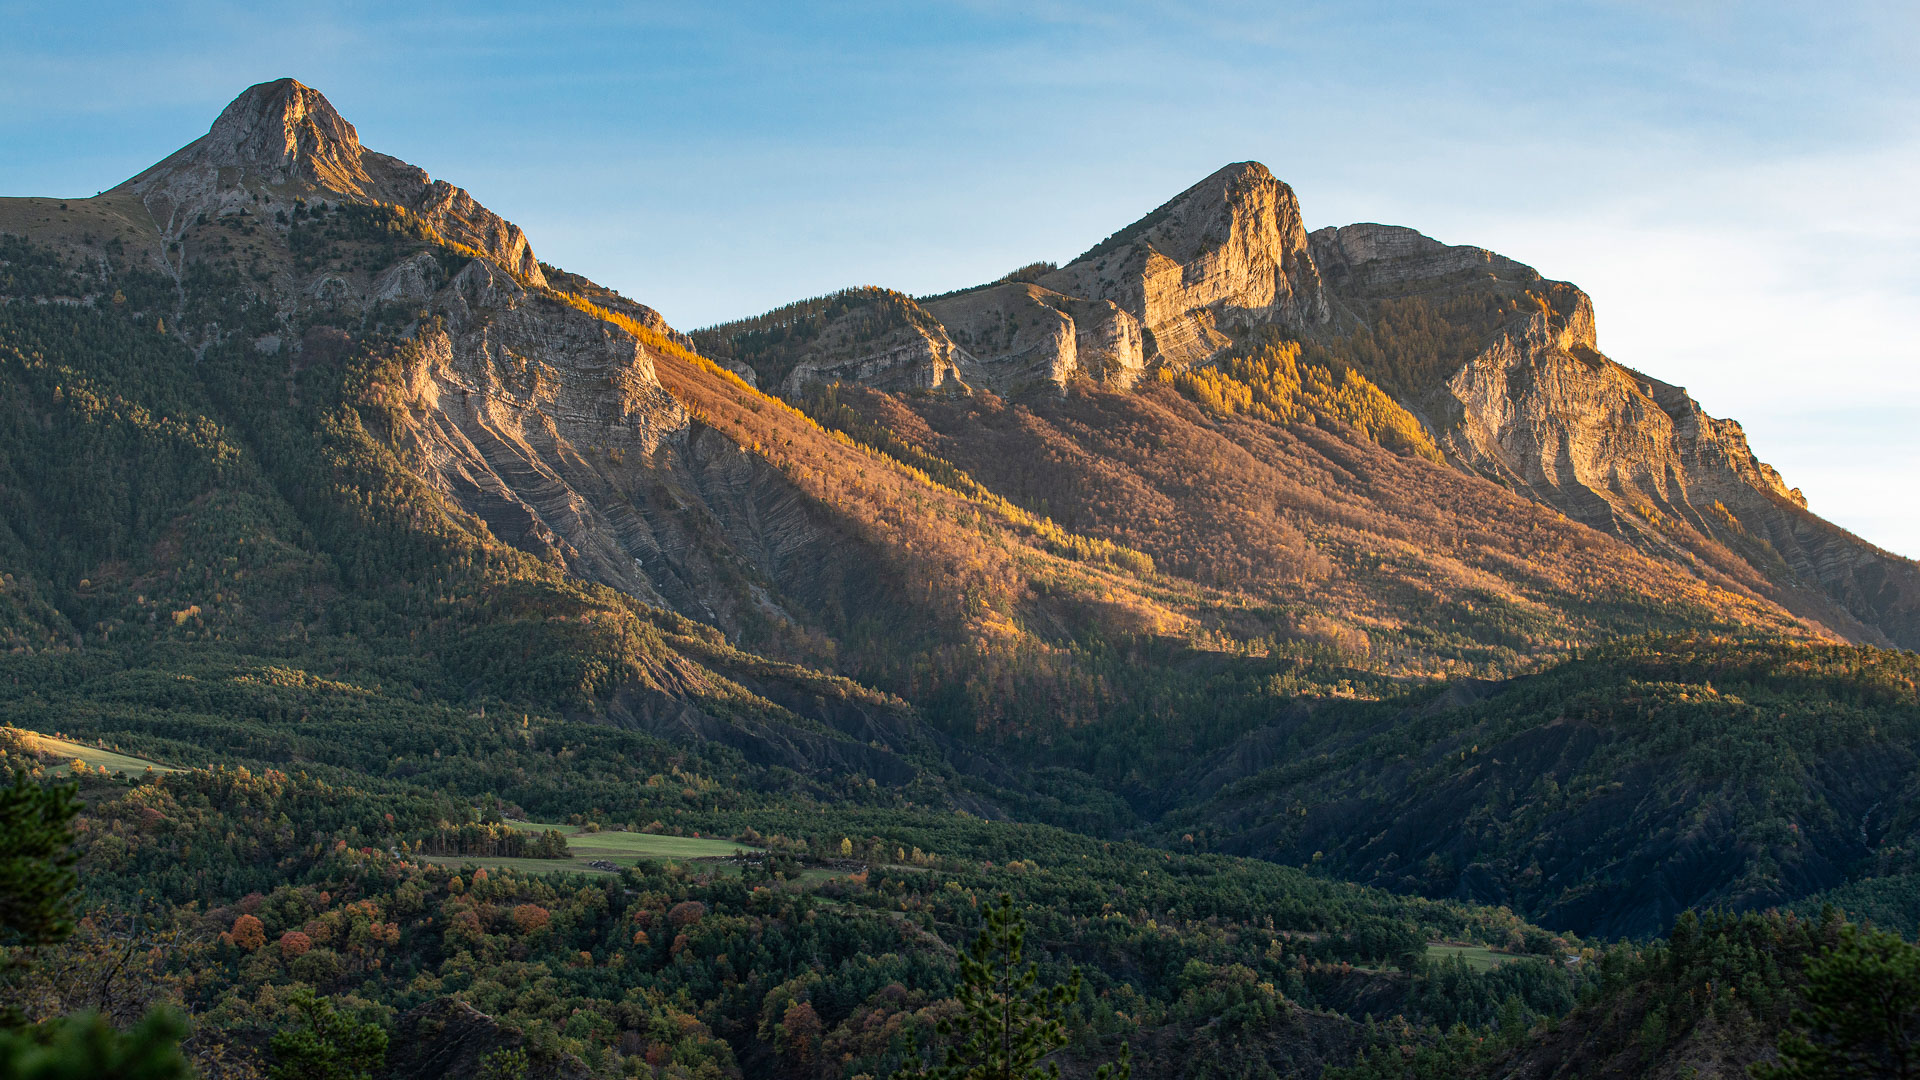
695 163 1918 653
3 79 1919 1078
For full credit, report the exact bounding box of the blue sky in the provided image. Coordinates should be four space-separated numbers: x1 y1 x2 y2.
4 1 1917 558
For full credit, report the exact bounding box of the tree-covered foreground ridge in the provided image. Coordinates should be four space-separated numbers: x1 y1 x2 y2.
1 77 1918 1078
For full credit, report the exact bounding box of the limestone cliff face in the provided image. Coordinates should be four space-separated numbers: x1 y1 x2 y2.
1310 223 1524 291
923 283 1145 391
361 256 852 644
777 316 972 398
119 78 546 287
692 288 973 399
1040 161 1330 368
720 282 1147 399
93 80 857 645
707 162 1319 399
1310 223 1920 647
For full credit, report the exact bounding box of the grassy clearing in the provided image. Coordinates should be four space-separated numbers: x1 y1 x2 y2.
5 729 177 776
503 821 761 860
416 822 769 876
1426 942 1514 972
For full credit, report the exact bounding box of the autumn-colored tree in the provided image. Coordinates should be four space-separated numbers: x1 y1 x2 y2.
780 1000 823 1063
224 914 265 952
510 903 549 935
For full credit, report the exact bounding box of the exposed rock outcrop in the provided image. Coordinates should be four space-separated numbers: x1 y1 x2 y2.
699 162 1323 396
777 314 972 398
1311 222 1524 291
1310 222 1920 647
694 287 974 398
697 162 1918 648
1040 161 1331 368
119 78 546 287
923 282 1145 391
698 282 1149 399
370 256 869 644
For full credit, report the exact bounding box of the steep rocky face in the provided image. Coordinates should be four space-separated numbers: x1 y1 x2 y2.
1040 161 1330 368
698 160 1917 648
119 78 546 286
381 259 682 597
698 162 1323 398
922 282 1145 391
1308 223 1920 648
775 308 971 398
1311 222 1529 292
374 257 880 644
698 282 1147 399
693 287 974 398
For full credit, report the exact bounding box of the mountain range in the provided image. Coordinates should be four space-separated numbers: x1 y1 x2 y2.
5 79 1919 1078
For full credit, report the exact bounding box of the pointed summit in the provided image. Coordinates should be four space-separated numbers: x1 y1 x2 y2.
1038 161 1328 368
193 78 370 192
120 78 545 286
125 78 372 202
1071 161 1278 266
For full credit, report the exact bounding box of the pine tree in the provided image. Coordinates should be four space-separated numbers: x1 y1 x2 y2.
1756 924 1920 1079
267 988 388 1080
0 773 80 949
898 893 1129 1080
1 772 192 1078
0 1010 191 1079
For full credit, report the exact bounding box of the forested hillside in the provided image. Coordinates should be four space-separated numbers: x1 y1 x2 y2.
2 78 1917 1079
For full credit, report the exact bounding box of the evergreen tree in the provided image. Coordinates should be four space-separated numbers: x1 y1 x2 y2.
1756 924 1920 1079
898 893 1129 1080
0 773 79 948
268 988 388 1080
0 1010 190 1080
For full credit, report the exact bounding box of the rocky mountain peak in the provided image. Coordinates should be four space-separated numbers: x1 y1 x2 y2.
196 78 370 191
121 78 546 287
1039 160 1329 368
1099 160 1284 265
